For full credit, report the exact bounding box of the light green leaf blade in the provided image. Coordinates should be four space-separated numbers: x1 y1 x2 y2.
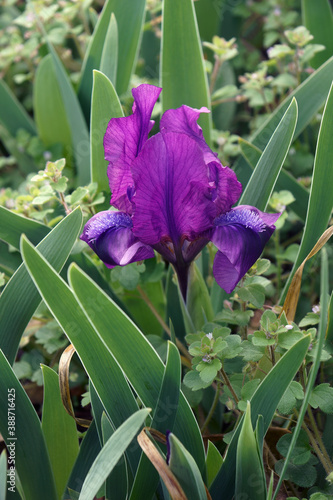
161 0 211 143
0 205 49 250
0 79 36 136
235 56 333 187
167 432 207 500
43 34 90 185
205 441 223 488
110 0 147 95
0 450 7 500
0 208 82 365
235 402 266 500
186 262 214 330
33 54 72 155
209 334 311 499
20 238 141 474
90 70 123 194
302 0 333 68
100 13 118 86
0 349 57 500
101 412 128 500
79 409 150 500
272 249 329 499
281 81 333 302
78 0 115 120
239 98 298 211
129 341 181 500
41 365 79 499
68 264 206 473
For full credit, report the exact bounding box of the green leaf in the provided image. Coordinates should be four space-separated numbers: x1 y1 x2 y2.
20 238 142 474
100 13 118 86
41 365 79 499
205 441 223 488
0 350 57 500
161 0 211 143
79 409 151 500
0 206 49 250
302 0 333 68
0 79 36 136
309 384 333 413
167 432 208 500
0 208 82 365
278 381 304 415
90 70 123 194
237 284 265 309
33 54 72 154
239 99 298 211
101 412 128 500
235 56 333 189
236 402 266 500
272 249 329 499
41 28 90 185
281 82 333 302
209 334 311 500
129 341 181 500
77 0 115 120
68 264 206 473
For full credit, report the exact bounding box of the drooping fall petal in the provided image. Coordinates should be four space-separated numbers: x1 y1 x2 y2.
104 84 162 213
80 211 154 268
160 104 242 215
211 206 280 293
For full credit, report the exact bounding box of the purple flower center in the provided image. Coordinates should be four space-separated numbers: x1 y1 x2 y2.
85 211 132 242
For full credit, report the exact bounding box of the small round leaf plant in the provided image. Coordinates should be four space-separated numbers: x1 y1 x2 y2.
80 84 279 299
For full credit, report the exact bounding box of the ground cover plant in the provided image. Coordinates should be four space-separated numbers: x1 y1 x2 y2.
0 0 333 498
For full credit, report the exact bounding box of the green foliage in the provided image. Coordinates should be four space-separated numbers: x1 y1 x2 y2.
1 2 333 499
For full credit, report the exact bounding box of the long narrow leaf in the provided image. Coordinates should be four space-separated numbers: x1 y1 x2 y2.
0 79 36 136
41 365 79 499
161 0 211 143
79 409 150 500
20 237 142 474
0 206 49 250
281 81 333 302
0 208 82 365
90 70 123 194
302 0 333 68
0 350 57 500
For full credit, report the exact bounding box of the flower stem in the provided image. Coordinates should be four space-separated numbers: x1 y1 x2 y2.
307 406 333 473
220 367 239 404
201 381 221 434
137 285 191 360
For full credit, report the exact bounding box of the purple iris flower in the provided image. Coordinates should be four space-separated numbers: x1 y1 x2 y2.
81 84 279 299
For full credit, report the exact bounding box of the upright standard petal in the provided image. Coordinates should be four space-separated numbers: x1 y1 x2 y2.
80 211 154 268
211 206 280 293
160 104 242 216
104 84 162 213
131 132 216 260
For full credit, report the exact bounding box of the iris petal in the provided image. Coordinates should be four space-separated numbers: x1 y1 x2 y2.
80 211 154 268
211 206 280 293
131 131 216 256
160 104 242 215
104 84 162 213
